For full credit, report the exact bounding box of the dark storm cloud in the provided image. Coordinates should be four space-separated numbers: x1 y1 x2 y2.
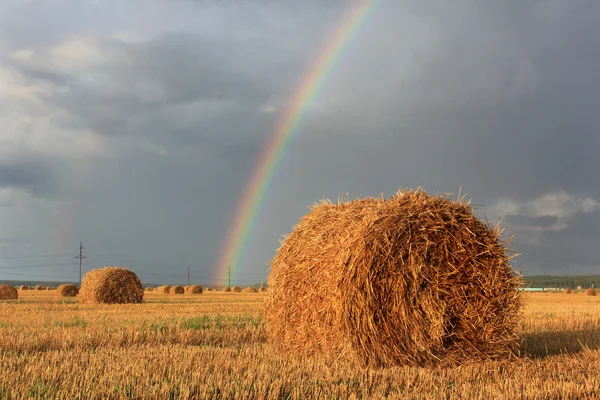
0 161 62 198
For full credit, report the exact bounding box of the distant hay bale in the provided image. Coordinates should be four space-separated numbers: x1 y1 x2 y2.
184 285 190 292
242 286 258 293
171 285 185 294
57 284 79 297
186 285 203 294
0 284 18 300
35 285 43 290
19 285 29 291
145 286 154 292
260 287 268 293
156 285 170 294
79 267 143 304
222 287 231 292
232 286 242 293
586 288 597 296
265 190 523 368
563 288 572 294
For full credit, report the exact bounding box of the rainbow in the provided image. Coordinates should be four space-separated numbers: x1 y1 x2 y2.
216 0 378 286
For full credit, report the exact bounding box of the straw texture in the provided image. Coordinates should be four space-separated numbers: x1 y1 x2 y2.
57 284 79 297
79 267 143 304
171 285 185 294
265 190 523 368
0 284 18 300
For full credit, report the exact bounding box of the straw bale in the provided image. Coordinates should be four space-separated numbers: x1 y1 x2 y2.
222 287 231 292
232 286 242 293
79 267 143 304
57 284 79 297
242 286 258 293
19 285 29 291
35 285 43 290
0 284 18 300
563 288 571 294
265 190 523 368
171 285 185 294
260 287 268 292
145 286 154 292
186 285 203 294
586 288 597 296
156 285 170 294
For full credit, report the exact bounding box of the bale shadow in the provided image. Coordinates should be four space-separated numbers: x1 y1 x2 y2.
520 328 600 358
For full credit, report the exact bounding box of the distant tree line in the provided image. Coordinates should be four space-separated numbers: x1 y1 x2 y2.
523 275 600 289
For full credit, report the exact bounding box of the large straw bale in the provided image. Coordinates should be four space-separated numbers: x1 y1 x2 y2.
586 288 597 296
79 267 143 304
186 285 203 294
57 284 79 297
0 284 18 300
156 285 170 294
232 286 242 293
265 190 523 368
243 286 258 293
171 285 185 294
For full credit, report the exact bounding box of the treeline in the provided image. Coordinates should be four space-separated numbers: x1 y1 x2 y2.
523 275 600 289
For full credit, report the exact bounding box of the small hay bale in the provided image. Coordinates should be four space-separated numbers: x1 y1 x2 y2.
35 285 43 290
171 285 185 294
79 267 143 304
57 284 79 297
232 286 242 293
19 285 29 291
0 284 18 300
186 285 203 294
260 287 268 293
145 286 154 292
242 286 258 293
156 285 170 294
563 288 572 294
222 286 231 292
586 288 597 296
265 190 523 368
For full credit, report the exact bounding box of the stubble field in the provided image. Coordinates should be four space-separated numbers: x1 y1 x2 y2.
1 290 599 399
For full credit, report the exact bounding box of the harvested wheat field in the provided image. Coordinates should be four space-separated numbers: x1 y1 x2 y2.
0 290 599 398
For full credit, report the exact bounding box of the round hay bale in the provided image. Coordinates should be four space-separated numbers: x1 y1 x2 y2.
155 285 170 294
222 286 231 292
35 285 43 290
19 285 29 291
145 286 154 292
0 284 18 300
171 285 185 294
79 267 143 304
186 285 203 294
563 288 572 294
242 286 258 293
232 286 242 293
259 287 268 293
265 190 523 367
57 284 79 297
586 288 597 296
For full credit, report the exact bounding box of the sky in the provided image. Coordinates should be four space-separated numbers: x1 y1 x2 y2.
1 0 599 285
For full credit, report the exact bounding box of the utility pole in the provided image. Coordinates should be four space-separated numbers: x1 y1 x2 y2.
73 241 87 285
187 266 190 286
228 265 231 288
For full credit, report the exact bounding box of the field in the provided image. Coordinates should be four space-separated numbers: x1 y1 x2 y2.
1 290 599 399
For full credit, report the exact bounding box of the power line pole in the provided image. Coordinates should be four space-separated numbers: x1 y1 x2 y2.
228 265 231 288
73 241 87 285
187 266 190 286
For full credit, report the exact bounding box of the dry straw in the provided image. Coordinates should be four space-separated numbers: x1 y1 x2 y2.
265 189 523 368
156 285 170 294
79 267 143 304
243 287 258 293
57 284 79 297
232 286 242 293
0 284 18 300
586 288 597 296
563 288 572 294
171 285 185 294
186 285 203 294
222 287 231 292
